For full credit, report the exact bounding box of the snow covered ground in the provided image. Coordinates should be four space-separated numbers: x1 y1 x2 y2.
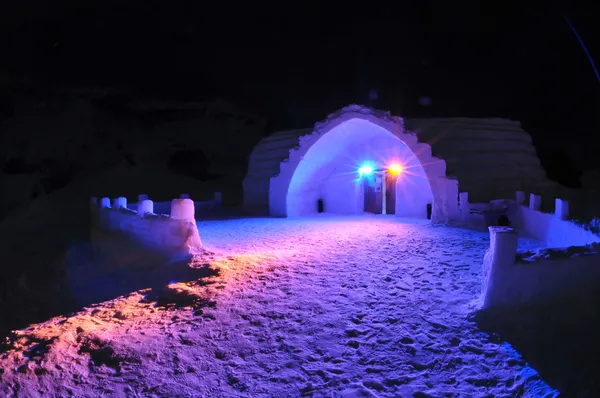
0 215 558 397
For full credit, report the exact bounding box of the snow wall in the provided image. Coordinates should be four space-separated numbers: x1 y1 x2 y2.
90 196 204 259
459 191 600 248
511 193 599 247
127 192 222 217
482 226 600 309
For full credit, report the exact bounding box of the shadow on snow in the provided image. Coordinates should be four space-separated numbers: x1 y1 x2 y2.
0 229 219 340
473 287 600 397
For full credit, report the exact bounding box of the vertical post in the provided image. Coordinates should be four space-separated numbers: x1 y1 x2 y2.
482 226 518 309
515 191 525 205
555 198 569 220
459 192 470 222
137 200 154 217
529 194 541 211
446 179 460 220
381 172 387 215
112 197 127 209
171 198 195 220
100 197 111 208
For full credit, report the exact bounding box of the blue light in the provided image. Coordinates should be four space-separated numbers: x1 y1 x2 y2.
358 164 374 176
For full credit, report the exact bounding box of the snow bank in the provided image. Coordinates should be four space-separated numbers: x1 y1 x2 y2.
460 191 599 248
482 226 600 309
90 196 203 259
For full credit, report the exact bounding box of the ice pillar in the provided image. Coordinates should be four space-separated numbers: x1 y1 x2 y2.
481 226 518 309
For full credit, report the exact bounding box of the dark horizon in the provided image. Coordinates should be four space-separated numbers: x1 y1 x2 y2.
0 2 599 142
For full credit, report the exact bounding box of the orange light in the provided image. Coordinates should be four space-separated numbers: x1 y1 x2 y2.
388 164 404 175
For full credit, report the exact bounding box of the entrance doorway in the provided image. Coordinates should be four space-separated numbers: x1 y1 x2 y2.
363 172 397 215
384 172 397 214
363 175 383 214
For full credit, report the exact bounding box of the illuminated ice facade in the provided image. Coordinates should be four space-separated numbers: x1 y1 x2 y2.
244 105 552 222
244 105 549 223
285 119 445 219
244 106 458 222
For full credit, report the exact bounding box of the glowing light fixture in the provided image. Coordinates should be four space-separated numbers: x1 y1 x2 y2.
388 163 404 175
358 164 374 176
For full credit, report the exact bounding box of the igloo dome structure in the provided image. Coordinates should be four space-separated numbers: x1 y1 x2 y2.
243 105 550 223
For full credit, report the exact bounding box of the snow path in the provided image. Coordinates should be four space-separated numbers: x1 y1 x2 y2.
0 216 555 397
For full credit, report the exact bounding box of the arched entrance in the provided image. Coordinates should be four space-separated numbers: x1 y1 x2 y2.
268 106 458 222
287 118 435 217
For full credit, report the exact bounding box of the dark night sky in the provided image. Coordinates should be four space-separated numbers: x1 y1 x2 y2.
0 1 599 150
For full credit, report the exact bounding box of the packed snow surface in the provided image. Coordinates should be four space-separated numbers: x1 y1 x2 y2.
0 215 556 397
